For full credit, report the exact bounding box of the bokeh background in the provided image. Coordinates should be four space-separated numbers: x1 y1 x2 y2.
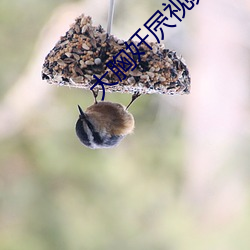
1 0 250 249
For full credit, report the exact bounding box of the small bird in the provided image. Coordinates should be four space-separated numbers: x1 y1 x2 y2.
75 92 140 149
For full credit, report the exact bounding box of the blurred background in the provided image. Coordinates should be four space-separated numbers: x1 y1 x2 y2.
1 0 250 249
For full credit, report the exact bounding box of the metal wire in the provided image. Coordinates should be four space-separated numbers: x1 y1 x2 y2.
107 0 115 34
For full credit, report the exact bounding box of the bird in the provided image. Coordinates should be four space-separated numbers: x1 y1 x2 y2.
75 91 140 149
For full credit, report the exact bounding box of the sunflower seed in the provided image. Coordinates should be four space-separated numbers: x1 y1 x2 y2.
82 43 90 50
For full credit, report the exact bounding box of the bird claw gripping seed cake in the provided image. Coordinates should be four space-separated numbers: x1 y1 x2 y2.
42 14 190 95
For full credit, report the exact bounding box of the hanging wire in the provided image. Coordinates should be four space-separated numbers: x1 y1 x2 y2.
107 0 115 34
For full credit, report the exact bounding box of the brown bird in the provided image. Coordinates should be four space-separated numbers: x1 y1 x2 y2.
75 92 140 149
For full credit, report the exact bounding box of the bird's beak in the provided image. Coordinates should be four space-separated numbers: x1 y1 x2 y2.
77 105 86 119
